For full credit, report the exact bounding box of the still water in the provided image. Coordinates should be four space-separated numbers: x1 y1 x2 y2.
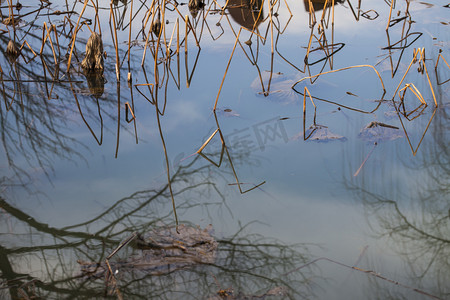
0 0 449 299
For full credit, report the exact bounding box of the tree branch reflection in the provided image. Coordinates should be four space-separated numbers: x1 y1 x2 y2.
342 83 449 298
0 152 314 299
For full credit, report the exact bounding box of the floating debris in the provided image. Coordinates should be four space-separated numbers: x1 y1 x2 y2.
79 224 217 278
216 107 240 117
358 121 403 143
251 71 301 104
81 32 104 71
302 124 346 142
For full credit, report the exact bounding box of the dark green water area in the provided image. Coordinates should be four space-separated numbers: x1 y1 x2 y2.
0 0 449 299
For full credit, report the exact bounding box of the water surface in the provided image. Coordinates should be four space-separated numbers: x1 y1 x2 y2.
0 0 449 299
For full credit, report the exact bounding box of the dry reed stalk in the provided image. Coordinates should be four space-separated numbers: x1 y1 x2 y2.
221 12 264 66
4 0 15 27
150 3 167 109
304 28 319 72
41 63 58 100
306 0 316 27
128 85 139 144
218 122 265 193
67 0 89 71
386 0 395 31
391 48 436 107
124 101 136 122
164 18 181 89
401 107 436 156
384 31 397 78
159 64 170 116
135 83 155 104
197 129 220 153
142 5 152 29
271 0 292 35
69 78 103 145
110 2 120 81
347 0 361 21
61 16 75 37
213 27 243 110
435 53 450 85
115 82 121 158
196 113 265 194
40 23 58 65
166 18 179 57
11 40 37 64
318 0 329 24
330 0 335 68
184 21 203 88
399 83 426 104
304 27 339 82
435 53 449 70
353 142 377 177
268 0 275 56
156 0 170 88
302 86 316 114
397 83 427 121
155 96 179 227
141 0 159 66
295 64 386 91
184 15 201 48
51 24 61 60
221 0 232 10
302 86 318 140
176 17 181 85
275 20 303 72
198 147 225 168
127 0 134 66
293 64 385 114
90 0 102 36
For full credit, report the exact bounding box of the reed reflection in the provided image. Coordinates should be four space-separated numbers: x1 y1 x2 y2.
303 0 344 12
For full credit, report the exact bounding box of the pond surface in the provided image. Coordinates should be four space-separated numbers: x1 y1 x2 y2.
0 0 449 299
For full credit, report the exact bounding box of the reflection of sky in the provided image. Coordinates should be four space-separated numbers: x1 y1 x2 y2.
1 0 449 298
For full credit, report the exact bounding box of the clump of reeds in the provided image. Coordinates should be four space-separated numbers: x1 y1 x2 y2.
188 0 204 18
150 11 162 36
81 32 104 71
6 39 18 59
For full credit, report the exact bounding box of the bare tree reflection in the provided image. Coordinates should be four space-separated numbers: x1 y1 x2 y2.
0 153 313 299
342 82 449 299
